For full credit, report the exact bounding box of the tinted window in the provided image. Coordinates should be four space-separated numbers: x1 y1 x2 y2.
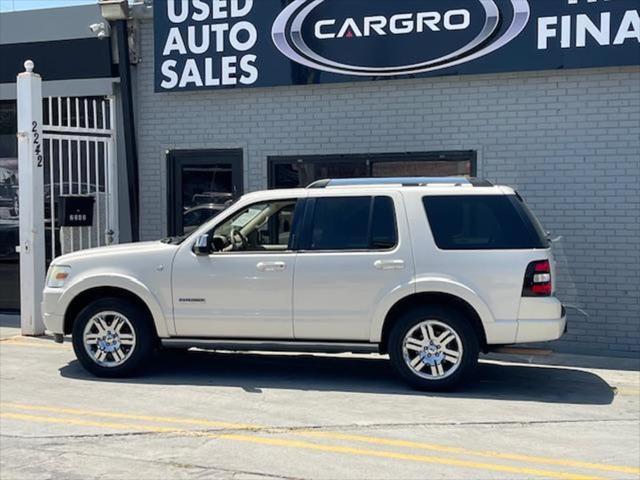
370 197 397 249
308 196 397 251
423 195 547 250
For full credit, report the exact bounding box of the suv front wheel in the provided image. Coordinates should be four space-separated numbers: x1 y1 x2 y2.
388 306 479 391
71 297 156 377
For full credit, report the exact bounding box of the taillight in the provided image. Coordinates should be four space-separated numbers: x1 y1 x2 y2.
523 260 552 297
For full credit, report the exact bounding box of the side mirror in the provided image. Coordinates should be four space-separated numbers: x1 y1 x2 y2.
193 234 212 256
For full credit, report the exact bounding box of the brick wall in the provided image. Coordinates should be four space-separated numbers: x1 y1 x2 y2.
135 20 640 357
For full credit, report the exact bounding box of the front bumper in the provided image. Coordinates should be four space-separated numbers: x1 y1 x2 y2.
42 287 65 335
43 311 64 335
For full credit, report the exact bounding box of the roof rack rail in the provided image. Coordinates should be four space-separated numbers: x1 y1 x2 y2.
306 177 493 189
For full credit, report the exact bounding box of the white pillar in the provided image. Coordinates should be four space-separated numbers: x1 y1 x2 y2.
17 60 46 336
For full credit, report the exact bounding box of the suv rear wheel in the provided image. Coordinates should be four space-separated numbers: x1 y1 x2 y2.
388 306 479 391
71 297 156 377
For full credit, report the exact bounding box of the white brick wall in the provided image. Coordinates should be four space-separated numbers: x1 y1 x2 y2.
135 21 640 357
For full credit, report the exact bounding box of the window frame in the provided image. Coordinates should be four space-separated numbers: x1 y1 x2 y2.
297 195 399 253
166 149 244 237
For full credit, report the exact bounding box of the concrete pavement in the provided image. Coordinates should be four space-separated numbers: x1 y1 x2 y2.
0 318 639 480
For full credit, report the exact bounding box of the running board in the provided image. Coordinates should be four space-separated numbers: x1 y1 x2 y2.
161 339 380 354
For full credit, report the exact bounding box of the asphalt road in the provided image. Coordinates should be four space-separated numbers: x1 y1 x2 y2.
1 317 639 480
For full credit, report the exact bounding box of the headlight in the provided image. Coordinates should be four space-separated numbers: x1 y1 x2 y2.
47 265 71 288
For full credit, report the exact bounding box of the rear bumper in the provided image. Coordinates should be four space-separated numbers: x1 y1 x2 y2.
514 297 566 343
515 309 567 343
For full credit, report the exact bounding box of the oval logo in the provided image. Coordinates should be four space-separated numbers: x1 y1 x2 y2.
272 0 531 76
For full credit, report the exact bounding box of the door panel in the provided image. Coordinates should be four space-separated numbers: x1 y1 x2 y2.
172 252 296 338
293 193 413 341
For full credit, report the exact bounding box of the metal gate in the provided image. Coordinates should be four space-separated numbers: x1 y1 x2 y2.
42 96 118 258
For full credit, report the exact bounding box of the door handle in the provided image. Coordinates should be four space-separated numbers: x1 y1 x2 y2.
374 259 405 270
256 261 286 272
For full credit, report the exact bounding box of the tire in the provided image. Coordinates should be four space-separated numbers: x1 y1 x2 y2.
388 305 479 391
71 297 156 378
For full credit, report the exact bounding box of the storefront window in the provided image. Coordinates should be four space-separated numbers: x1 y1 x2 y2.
272 159 369 189
167 150 243 236
181 165 235 234
0 100 19 311
269 151 476 189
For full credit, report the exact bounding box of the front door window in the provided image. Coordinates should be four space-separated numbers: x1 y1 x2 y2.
212 200 297 252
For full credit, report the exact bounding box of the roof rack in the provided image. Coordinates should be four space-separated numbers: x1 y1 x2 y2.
306 177 493 189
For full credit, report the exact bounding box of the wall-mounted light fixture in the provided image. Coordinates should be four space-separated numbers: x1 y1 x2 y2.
97 0 130 21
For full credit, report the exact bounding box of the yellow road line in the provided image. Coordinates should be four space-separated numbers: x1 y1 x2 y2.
0 403 258 430
0 340 69 350
217 433 604 480
0 411 602 480
299 431 640 475
2 401 635 476
0 412 182 433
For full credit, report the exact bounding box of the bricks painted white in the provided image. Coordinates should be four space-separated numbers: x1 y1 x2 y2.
135 20 640 357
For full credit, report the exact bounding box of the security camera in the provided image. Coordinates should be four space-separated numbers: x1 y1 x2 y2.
89 22 110 40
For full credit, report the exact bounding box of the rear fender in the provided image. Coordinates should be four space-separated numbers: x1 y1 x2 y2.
370 277 515 344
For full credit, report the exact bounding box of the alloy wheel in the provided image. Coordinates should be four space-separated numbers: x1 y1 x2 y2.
83 311 136 367
401 319 463 380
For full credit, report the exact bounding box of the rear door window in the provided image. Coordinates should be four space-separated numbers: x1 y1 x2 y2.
304 196 397 251
423 195 547 250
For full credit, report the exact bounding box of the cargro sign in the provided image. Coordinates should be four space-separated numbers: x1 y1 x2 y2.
154 0 640 92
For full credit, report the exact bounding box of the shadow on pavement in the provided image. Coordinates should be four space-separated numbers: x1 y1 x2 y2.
59 349 615 405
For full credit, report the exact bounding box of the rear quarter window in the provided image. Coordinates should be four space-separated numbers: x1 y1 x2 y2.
423 195 548 250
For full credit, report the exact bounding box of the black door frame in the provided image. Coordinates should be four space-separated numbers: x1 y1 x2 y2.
267 150 477 188
166 149 244 237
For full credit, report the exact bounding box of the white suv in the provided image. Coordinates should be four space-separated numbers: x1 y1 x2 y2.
43 177 566 390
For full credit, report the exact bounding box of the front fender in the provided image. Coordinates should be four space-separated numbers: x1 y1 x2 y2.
57 273 170 338
369 277 513 344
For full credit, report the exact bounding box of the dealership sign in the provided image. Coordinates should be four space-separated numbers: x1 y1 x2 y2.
154 0 640 92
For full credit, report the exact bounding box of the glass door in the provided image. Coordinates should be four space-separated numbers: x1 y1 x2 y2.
167 149 243 236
